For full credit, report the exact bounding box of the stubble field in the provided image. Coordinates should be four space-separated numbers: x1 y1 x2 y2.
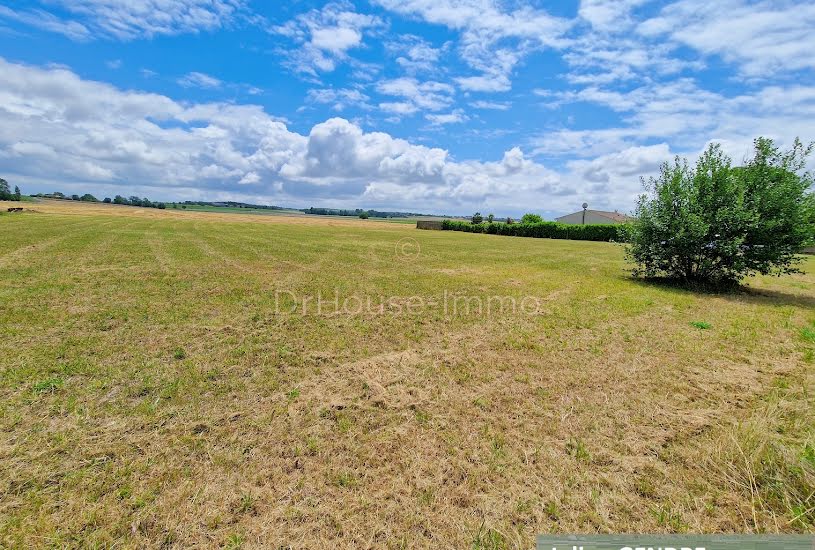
1 200 814 548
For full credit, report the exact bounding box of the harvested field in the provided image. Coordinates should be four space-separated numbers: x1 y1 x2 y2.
1 200 814 547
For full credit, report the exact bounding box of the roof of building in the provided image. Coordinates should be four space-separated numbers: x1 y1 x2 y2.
555 209 634 222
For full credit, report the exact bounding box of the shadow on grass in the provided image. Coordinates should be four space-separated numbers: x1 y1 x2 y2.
627 276 815 310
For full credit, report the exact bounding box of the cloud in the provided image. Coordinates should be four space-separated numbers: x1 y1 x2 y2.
425 110 468 125
0 57 302 191
470 100 511 111
279 118 449 183
0 57 608 215
455 74 511 93
6 54 807 216
637 0 815 77
564 0 814 85
373 0 570 92
378 102 418 116
273 2 384 76
578 0 648 32
532 78 815 169
376 78 455 114
567 144 672 183
0 5 91 41
0 0 243 41
307 87 371 111
386 35 448 73
238 171 261 185
177 72 222 89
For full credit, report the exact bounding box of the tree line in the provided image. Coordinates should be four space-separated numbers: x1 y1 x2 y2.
303 207 440 219
469 212 542 224
30 191 168 209
0 179 22 201
444 218 621 242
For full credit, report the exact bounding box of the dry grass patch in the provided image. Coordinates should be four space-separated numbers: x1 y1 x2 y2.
0 200 813 547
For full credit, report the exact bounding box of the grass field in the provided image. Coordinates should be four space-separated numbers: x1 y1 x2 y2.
1 200 814 548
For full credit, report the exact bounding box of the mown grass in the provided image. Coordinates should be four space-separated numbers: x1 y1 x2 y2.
0 199 813 548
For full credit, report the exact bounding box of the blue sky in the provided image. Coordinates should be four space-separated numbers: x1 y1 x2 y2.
0 0 813 218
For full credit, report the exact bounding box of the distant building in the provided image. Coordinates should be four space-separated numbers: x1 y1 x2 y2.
556 209 633 225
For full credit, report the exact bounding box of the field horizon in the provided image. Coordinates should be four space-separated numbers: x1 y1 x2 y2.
1 200 813 548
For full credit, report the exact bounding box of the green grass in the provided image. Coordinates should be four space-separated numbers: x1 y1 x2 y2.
0 201 813 546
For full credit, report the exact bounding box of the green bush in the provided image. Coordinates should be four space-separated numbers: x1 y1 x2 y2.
441 219 623 242
0 178 21 201
625 138 815 286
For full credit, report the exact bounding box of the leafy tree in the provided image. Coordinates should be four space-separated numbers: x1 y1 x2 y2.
113 195 126 204
359 211 369 219
157 202 166 209
80 193 98 202
103 197 112 203
71 194 80 201
625 138 815 286
487 213 495 223
13 186 21 201
0 178 11 200
506 217 514 224
471 212 483 224
128 196 141 206
521 213 543 224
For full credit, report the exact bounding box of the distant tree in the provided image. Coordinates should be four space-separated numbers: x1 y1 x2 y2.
113 195 126 205
521 213 543 224
52 191 65 199
0 178 11 200
157 202 166 209
103 197 112 204
487 213 495 223
506 217 514 224
172 203 178 209
71 194 80 201
80 193 98 202
471 212 483 224
128 196 141 206
13 186 21 201
626 138 815 286
359 211 369 219
181 205 187 209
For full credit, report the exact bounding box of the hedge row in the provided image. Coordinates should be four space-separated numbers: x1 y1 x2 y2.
441 219 626 242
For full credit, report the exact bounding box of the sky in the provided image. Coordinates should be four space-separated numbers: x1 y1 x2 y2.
0 0 813 218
